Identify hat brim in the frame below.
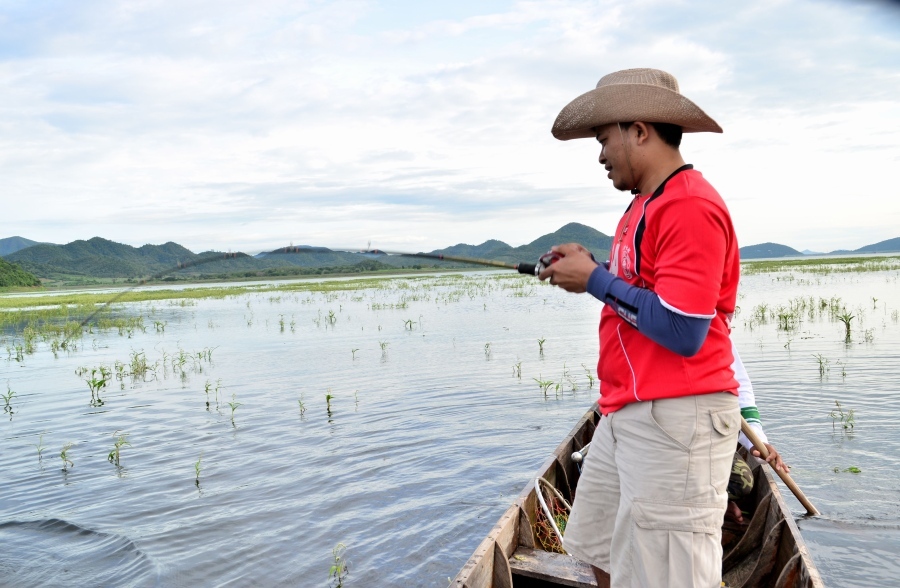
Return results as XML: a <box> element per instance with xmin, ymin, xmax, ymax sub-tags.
<box><xmin>551</xmin><ymin>84</ymin><xmax>722</xmax><ymax>140</ymax></box>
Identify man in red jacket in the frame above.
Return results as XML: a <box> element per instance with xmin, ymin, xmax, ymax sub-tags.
<box><xmin>540</xmin><ymin>68</ymin><xmax>740</xmax><ymax>587</ymax></box>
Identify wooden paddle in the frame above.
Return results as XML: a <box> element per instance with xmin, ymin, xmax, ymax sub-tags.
<box><xmin>740</xmin><ymin>417</ymin><xmax>819</xmax><ymax>515</ymax></box>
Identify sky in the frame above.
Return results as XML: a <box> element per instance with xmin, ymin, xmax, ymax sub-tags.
<box><xmin>2</xmin><ymin>0</ymin><xmax>899</xmax><ymax>254</ymax></box>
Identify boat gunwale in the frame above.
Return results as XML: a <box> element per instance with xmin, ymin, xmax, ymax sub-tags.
<box><xmin>453</xmin><ymin>405</ymin><xmax>825</xmax><ymax>588</ymax></box>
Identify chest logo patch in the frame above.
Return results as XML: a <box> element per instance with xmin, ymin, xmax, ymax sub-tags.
<box><xmin>621</xmin><ymin>244</ymin><xmax>633</xmax><ymax>279</ymax></box>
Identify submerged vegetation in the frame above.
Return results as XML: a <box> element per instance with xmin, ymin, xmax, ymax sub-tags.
<box><xmin>329</xmin><ymin>543</ymin><xmax>349</xmax><ymax>588</ymax></box>
<box><xmin>742</xmin><ymin>255</ymin><xmax>900</xmax><ymax>276</ymax></box>
<box><xmin>107</xmin><ymin>431</ymin><xmax>131</xmax><ymax>466</ymax></box>
<box><xmin>830</xmin><ymin>401</ymin><xmax>856</xmax><ymax>432</ymax></box>
<box><xmin>0</xmin><ymin>254</ymin><xmax>896</xmax><ymax>584</ymax></box>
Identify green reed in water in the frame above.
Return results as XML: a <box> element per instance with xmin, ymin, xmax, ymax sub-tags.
<box><xmin>107</xmin><ymin>430</ymin><xmax>131</xmax><ymax>466</ymax></box>
<box><xmin>60</xmin><ymin>442</ymin><xmax>74</xmax><ymax>471</ymax></box>
<box><xmin>533</xmin><ymin>376</ymin><xmax>553</xmax><ymax>397</ymax></box>
<box><xmin>329</xmin><ymin>543</ymin><xmax>349</xmax><ymax>588</ymax></box>
<box><xmin>34</xmin><ymin>432</ymin><xmax>46</xmax><ymax>461</ymax></box>
<box><xmin>227</xmin><ymin>394</ymin><xmax>242</xmax><ymax>425</ymax></box>
<box><xmin>830</xmin><ymin>400</ymin><xmax>855</xmax><ymax>432</ymax></box>
<box><xmin>194</xmin><ymin>453</ymin><xmax>203</xmax><ymax>485</ymax></box>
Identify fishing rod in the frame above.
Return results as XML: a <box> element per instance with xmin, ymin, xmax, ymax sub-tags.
<box><xmin>64</xmin><ymin>245</ymin><xmax>561</xmax><ymax>332</ymax></box>
<box><xmin>266</xmin><ymin>245</ymin><xmax>556</xmax><ymax>276</ymax></box>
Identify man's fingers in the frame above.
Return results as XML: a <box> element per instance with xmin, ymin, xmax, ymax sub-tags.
<box><xmin>552</xmin><ymin>243</ymin><xmax>588</xmax><ymax>256</ymax></box>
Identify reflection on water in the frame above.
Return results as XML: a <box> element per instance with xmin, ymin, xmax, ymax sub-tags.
<box><xmin>1</xmin><ymin>267</ymin><xmax>898</xmax><ymax>586</ymax></box>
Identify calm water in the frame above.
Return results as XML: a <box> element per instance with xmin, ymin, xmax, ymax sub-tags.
<box><xmin>1</xmin><ymin>267</ymin><xmax>898</xmax><ymax>587</ymax></box>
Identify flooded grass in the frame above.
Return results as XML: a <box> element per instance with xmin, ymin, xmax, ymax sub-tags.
<box><xmin>742</xmin><ymin>254</ymin><xmax>900</xmax><ymax>275</ymax></box>
<box><xmin>1</xmin><ymin>261</ymin><xmax>899</xmax><ymax>585</ymax></box>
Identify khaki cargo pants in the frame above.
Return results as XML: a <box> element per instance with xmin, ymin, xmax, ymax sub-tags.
<box><xmin>563</xmin><ymin>392</ymin><xmax>739</xmax><ymax>587</ymax></box>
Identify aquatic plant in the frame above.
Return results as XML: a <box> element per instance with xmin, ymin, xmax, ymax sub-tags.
<box><xmin>533</xmin><ymin>376</ymin><xmax>554</xmax><ymax>397</ymax></box>
<box><xmin>582</xmin><ymin>364</ymin><xmax>595</xmax><ymax>388</ymax></box>
<box><xmin>835</xmin><ymin>360</ymin><xmax>848</xmax><ymax>379</ymax></box>
<box><xmin>351</xmin><ymin>348</ymin><xmax>359</xmax><ymax>359</ymax></box>
<box><xmin>329</xmin><ymin>543</ymin><xmax>349</xmax><ymax>587</ymax></box>
<box><xmin>34</xmin><ymin>432</ymin><xmax>46</xmax><ymax>461</ymax></box>
<box><xmin>107</xmin><ymin>430</ymin><xmax>131</xmax><ymax>466</ymax></box>
<box><xmin>325</xmin><ymin>391</ymin><xmax>334</xmax><ymax>412</ymax></box>
<box><xmin>86</xmin><ymin>367</ymin><xmax>111</xmax><ymax>406</ymax></box>
<box><xmin>830</xmin><ymin>401</ymin><xmax>855</xmax><ymax>431</ymax></box>
<box><xmin>379</xmin><ymin>341</ymin><xmax>389</xmax><ymax>352</ymax></box>
<box><xmin>194</xmin><ymin>453</ymin><xmax>203</xmax><ymax>485</ymax></box>
<box><xmin>60</xmin><ymin>442</ymin><xmax>74</xmax><ymax>471</ymax></box>
<box><xmin>837</xmin><ymin>312</ymin><xmax>854</xmax><ymax>342</ymax></box>
<box><xmin>129</xmin><ymin>350</ymin><xmax>156</xmax><ymax>379</ymax></box>
<box><xmin>484</xmin><ymin>342</ymin><xmax>492</xmax><ymax>358</ymax></box>
<box><xmin>812</xmin><ymin>354</ymin><xmax>829</xmax><ymax>378</ymax></box>
<box><xmin>833</xmin><ymin>465</ymin><xmax>862</xmax><ymax>474</ymax></box>
<box><xmin>537</xmin><ymin>338</ymin><xmax>546</xmax><ymax>354</ymax></box>
<box><xmin>2</xmin><ymin>383</ymin><xmax>15</xmax><ymax>413</ymax></box>
<box><xmin>298</xmin><ymin>393</ymin><xmax>307</xmax><ymax>416</ymax></box>
<box><xmin>404</xmin><ymin>319</ymin><xmax>415</xmax><ymax>330</ymax></box>
<box><xmin>228</xmin><ymin>394</ymin><xmax>241</xmax><ymax>425</ymax></box>
<box><xmin>776</xmin><ymin>310</ymin><xmax>798</xmax><ymax>332</ymax></box>
<box><xmin>513</xmin><ymin>361</ymin><xmax>522</xmax><ymax>379</ymax></box>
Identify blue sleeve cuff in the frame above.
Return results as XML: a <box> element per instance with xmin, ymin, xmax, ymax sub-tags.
<box><xmin>587</xmin><ymin>265</ymin><xmax>616</xmax><ymax>301</ymax></box>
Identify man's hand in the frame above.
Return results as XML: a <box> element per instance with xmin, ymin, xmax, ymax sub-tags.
<box><xmin>537</xmin><ymin>243</ymin><xmax>599</xmax><ymax>293</ymax></box>
<box><xmin>752</xmin><ymin>442</ymin><xmax>790</xmax><ymax>473</ymax></box>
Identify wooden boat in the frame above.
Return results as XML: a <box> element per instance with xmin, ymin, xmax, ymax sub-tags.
<box><xmin>453</xmin><ymin>406</ymin><xmax>824</xmax><ymax>588</ymax></box>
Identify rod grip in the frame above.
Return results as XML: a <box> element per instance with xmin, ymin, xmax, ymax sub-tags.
<box><xmin>516</xmin><ymin>263</ymin><xmax>537</xmax><ymax>276</ymax></box>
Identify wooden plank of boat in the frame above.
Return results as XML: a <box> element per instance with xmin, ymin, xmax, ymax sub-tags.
<box><xmin>452</xmin><ymin>406</ymin><xmax>824</xmax><ymax>588</ymax></box>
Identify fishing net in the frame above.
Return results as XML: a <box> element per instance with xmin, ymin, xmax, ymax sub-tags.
<box><xmin>534</xmin><ymin>477</ymin><xmax>572</xmax><ymax>554</ymax></box>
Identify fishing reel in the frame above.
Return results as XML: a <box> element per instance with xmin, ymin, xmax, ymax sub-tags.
<box><xmin>516</xmin><ymin>251</ymin><xmax>562</xmax><ymax>276</ymax></box>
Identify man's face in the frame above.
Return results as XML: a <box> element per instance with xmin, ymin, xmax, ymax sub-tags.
<box><xmin>595</xmin><ymin>123</ymin><xmax>633</xmax><ymax>192</ymax></box>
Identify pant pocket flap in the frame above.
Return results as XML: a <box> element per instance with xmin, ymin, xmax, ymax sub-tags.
<box><xmin>632</xmin><ymin>499</ymin><xmax>722</xmax><ymax>534</ymax></box>
<box><xmin>710</xmin><ymin>408</ymin><xmax>737</xmax><ymax>436</ymax></box>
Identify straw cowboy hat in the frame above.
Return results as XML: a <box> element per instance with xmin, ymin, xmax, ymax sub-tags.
<box><xmin>551</xmin><ymin>68</ymin><xmax>722</xmax><ymax>140</ymax></box>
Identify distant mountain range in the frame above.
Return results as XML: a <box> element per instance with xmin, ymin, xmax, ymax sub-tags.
<box><xmin>0</xmin><ymin>223</ymin><xmax>612</xmax><ymax>281</ymax></box>
<box><xmin>738</xmin><ymin>237</ymin><xmax>900</xmax><ymax>259</ymax></box>
<box><xmin>2</xmin><ymin>227</ymin><xmax>899</xmax><ymax>283</ymax></box>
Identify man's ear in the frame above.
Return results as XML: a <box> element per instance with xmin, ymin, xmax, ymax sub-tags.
<box><xmin>632</xmin><ymin>121</ymin><xmax>651</xmax><ymax>145</ymax></box>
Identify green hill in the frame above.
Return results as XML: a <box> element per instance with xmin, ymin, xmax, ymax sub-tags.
<box><xmin>6</xmin><ymin>237</ymin><xmax>191</xmax><ymax>278</ymax></box>
<box><xmin>514</xmin><ymin>222</ymin><xmax>612</xmax><ymax>262</ymax></box>
<box><xmin>0</xmin><ymin>236</ymin><xmax>48</xmax><ymax>257</ymax></box>
<box><xmin>5</xmin><ymin>238</ymin><xmax>430</xmax><ymax>281</ymax></box>
<box><xmin>431</xmin><ymin>223</ymin><xmax>612</xmax><ymax>264</ymax></box>
<box><xmin>854</xmin><ymin>237</ymin><xmax>900</xmax><ymax>254</ymax></box>
<box><xmin>739</xmin><ymin>242</ymin><xmax>801</xmax><ymax>259</ymax></box>
<box><xmin>0</xmin><ymin>258</ymin><xmax>41</xmax><ymax>287</ymax></box>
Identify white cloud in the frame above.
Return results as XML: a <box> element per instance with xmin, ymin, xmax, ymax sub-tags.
<box><xmin>1</xmin><ymin>0</ymin><xmax>899</xmax><ymax>254</ymax></box>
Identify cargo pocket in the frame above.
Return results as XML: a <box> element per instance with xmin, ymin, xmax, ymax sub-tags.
<box><xmin>709</xmin><ymin>407</ymin><xmax>740</xmax><ymax>495</ymax></box>
<box><xmin>710</xmin><ymin>408</ymin><xmax>738</xmax><ymax>438</ymax></box>
<box><xmin>630</xmin><ymin>499</ymin><xmax>724</xmax><ymax>588</ymax></box>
